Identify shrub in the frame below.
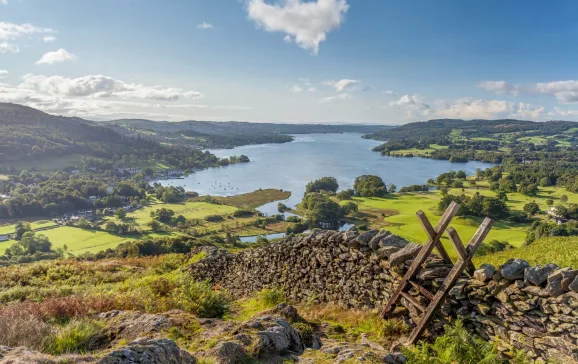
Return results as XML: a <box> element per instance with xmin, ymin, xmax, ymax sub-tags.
<box><xmin>336</xmin><ymin>189</ymin><xmax>354</xmax><ymax>200</ymax></box>
<box><xmin>233</xmin><ymin>209</ymin><xmax>254</xmax><ymax>218</ymax></box>
<box><xmin>353</xmin><ymin>175</ymin><xmax>388</xmax><ymax>197</ymax></box>
<box><xmin>258</xmin><ymin>288</ymin><xmax>285</xmax><ymax>307</ymax></box>
<box><xmin>205</xmin><ymin>215</ymin><xmax>224</xmax><ymax>222</ymax></box>
<box><xmin>45</xmin><ymin>319</ymin><xmax>104</xmax><ymax>355</ymax></box>
<box><xmin>0</xmin><ymin>313</ymin><xmax>52</xmax><ymax>351</ymax></box>
<box><xmin>175</xmin><ymin>280</ymin><xmax>231</xmax><ymax>318</ymax></box>
<box><xmin>402</xmin><ymin>320</ymin><xmax>502</xmax><ymax>364</ymax></box>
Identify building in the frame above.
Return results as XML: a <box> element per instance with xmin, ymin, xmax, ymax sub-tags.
<box><xmin>0</xmin><ymin>235</ymin><xmax>9</xmax><ymax>242</ymax></box>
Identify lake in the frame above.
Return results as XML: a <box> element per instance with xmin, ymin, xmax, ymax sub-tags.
<box><xmin>161</xmin><ymin>133</ymin><xmax>494</xmax><ymax>215</ymax></box>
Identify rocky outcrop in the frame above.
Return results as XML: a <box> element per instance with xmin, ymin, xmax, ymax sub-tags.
<box><xmin>189</xmin><ymin>229</ymin><xmax>578</xmax><ymax>362</ymax></box>
<box><xmin>98</xmin><ymin>339</ymin><xmax>196</xmax><ymax>364</ymax></box>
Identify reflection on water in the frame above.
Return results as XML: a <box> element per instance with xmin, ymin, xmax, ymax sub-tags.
<box><xmin>161</xmin><ymin>133</ymin><xmax>495</xmax><ymax>215</ymax></box>
<box><xmin>237</xmin><ymin>221</ymin><xmax>356</xmax><ymax>243</ymax></box>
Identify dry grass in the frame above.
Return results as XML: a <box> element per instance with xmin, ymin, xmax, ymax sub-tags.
<box><xmin>0</xmin><ymin>312</ymin><xmax>52</xmax><ymax>350</ymax></box>
<box><xmin>298</xmin><ymin>303</ymin><xmax>409</xmax><ymax>344</ymax></box>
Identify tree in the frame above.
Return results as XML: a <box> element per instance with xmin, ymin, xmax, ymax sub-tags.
<box><xmin>539</xmin><ymin>177</ymin><xmax>552</xmax><ymax>187</ymax></box>
<box><xmin>305</xmin><ymin>177</ymin><xmax>339</xmax><ymax>193</ymax></box>
<box><xmin>336</xmin><ymin>189</ymin><xmax>354</xmax><ymax>200</ymax></box>
<box><xmin>14</xmin><ymin>221</ymin><xmax>32</xmax><ymax>240</ymax></box>
<box><xmin>456</xmin><ymin>170</ymin><xmax>467</xmax><ymax>179</ymax></box>
<box><xmin>148</xmin><ymin>219</ymin><xmax>163</xmax><ymax>232</ymax></box>
<box><xmin>523</xmin><ymin>202</ymin><xmax>540</xmax><ymax>216</ymax></box>
<box><xmin>561</xmin><ymin>195</ymin><xmax>569</xmax><ymax>203</ymax></box>
<box><xmin>301</xmin><ymin>193</ymin><xmax>344</xmax><ymax>223</ymax></box>
<box><xmin>546</xmin><ymin>199</ymin><xmax>554</xmax><ymax>206</ymax></box>
<box><xmin>151</xmin><ymin>208</ymin><xmax>175</xmax><ymax>223</ymax></box>
<box><xmin>115</xmin><ymin>208</ymin><xmax>127</xmax><ymax>220</ymax></box>
<box><xmin>341</xmin><ymin>201</ymin><xmax>359</xmax><ymax>215</ymax></box>
<box><xmin>76</xmin><ymin>217</ymin><xmax>92</xmax><ymax>229</ymax></box>
<box><xmin>389</xmin><ymin>184</ymin><xmax>397</xmax><ymax>193</ymax></box>
<box><xmin>354</xmin><ymin>175</ymin><xmax>387</xmax><ymax>197</ymax></box>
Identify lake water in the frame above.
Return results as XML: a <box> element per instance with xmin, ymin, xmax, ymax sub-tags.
<box><xmin>161</xmin><ymin>133</ymin><xmax>494</xmax><ymax>215</ymax></box>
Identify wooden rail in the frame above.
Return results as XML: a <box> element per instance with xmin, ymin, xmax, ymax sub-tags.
<box><xmin>381</xmin><ymin>202</ymin><xmax>494</xmax><ymax>345</ymax></box>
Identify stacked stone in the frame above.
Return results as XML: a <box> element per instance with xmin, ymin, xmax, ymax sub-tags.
<box><xmin>447</xmin><ymin>259</ymin><xmax>578</xmax><ymax>362</ymax></box>
<box><xmin>189</xmin><ymin>228</ymin><xmax>425</xmax><ymax>309</ymax></box>
<box><xmin>188</xmin><ymin>229</ymin><xmax>578</xmax><ymax>362</ymax></box>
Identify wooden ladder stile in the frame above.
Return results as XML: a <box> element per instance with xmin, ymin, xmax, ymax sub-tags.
<box><xmin>380</xmin><ymin>201</ymin><xmax>494</xmax><ymax>346</ymax></box>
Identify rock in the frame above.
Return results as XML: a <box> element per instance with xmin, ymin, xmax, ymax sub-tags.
<box><xmin>98</xmin><ymin>338</ymin><xmax>196</xmax><ymax>364</ymax></box>
<box><xmin>380</xmin><ymin>235</ymin><xmax>410</xmax><ymax>249</ymax></box>
<box><xmin>524</xmin><ymin>264</ymin><xmax>560</xmax><ymax>286</ymax></box>
<box><xmin>389</xmin><ymin>243</ymin><xmax>421</xmax><ymax>266</ymax></box>
<box><xmin>98</xmin><ymin>311</ymin><xmax>172</xmax><ymax>342</ymax></box>
<box><xmin>357</xmin><ymin>230</ymin><xmax>379</xmax><ymax>246</ymax></box>
<box><xmin>252</xmin><ymin>316</ymin><xmax>305</xmax><ymax>356</ymax></box>
<box><xmin>561</xmin><ymin>268</ymin><xmax>578</xmax><ymax>291</ymax></box>
<box><xmin>382</xmin><ymin>353</ymin><xmax>407</xmax><ymax>364</ymax></box>
<box><xmin>501</xmin><ymin>259</ymin><xmax>530</xmax><ymax>280</ymax></box>
<box><xmin>546</xmin><ymin>270</ymin><xmax>566</xmax><ymax>297</ymax></box>
<box><xmin>360</xmin><ymin>334</ymin><xmax>385</xmax><ymax>351</ymax></box>
<box><xmin>276</xmin><ymin>304</ymin><xmax>299</xmax><ymax>322</ymax></box>
<box><xmin>570</xmin><ymin>276</ymin><xmax>578</xmax><ymax>293</ymax></box>
<box><xmin>210</xmin><ymin>341</ymin><xmax>247</xmax><ymax>364</ymax></box>
<box><xmin>417</xmin><ymin>266</ymin><xmax>451</xmax><ymax>280</ymax></box>
<box><xmin>474</xmin><ymin>264</ymin><xmax>496</xmax><ymax>282</ymax></box>
<box><xmin>368</xmin><ymin>230</ymin><xmax>390</xmax><ymax>251</ymax></box>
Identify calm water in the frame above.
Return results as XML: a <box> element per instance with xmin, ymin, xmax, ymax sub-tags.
<box><xmin>161</xmin><ymin>133</ymin><xmax>494</xmax><ymax>215</ymax></box>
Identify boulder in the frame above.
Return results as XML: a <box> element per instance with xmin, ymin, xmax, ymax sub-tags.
<box><xmin>524</xmin><ymin>264</ymin><xmax>560</xmax><ymax>286</ymax></box>
<box><xmin>570</xmin><ymin>276</ymin><xmax>578</xmax><ymax>293</ymax></box>
<box><xmin>474</xmin><ymin>264</ymin><xmax>496</xmax><ymax>282</ymax></box>
<box><xmin>357</xmin><ymin>230</ymin><xmax>379</xmax><ymax>246</ymax></box>
<box><xmin>560</xmin><ymin>268</ymin><xmax>578</xmax><ymax>291</ymax></box>
<box><xmin>210</xmin><ymin>341</ymin><xmax>247</xmax><ymax>364</ymax></box>
<box><xmin>501</xmin><ymin>259</ymin><xmax>530</xmax><ymax>280</ymax></box>
<box><xmin>389</xmin><ymin>243</ymin><xmax>421</xmax><ymax>266</ymax></box>
<box><xmin>98</xmin><ymin>338</ymin><xmax>196</xmax><ymax>364</ymax></box>
<box><xmin>368</xmin><ymin>230</ymin><xmax>391</xmax><ymax>251</ymax></box>
<box><xmin>380</xmin><ymin>235</ymin><xmax>410</xmax><ymax>249</ymax></box>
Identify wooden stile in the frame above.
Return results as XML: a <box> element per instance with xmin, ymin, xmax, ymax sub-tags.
<box><xmin>380</xmin><ymin>202</ymin><xmax>494</xmax><ymax>345</ymax></box>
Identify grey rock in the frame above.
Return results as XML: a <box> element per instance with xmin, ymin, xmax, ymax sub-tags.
<box><xmin>253</xmin><ymin>317</ymin><xmax>305</xmax><ymax>356</ymax></box>
<box><xmin>474</xmin><ymin>264</ymin><xmax>496</xmax><ymax>282</ymax></box>
<box><xmin>357</xmin><ymin>230</ymin><xmax>379</xmax><ymax>246</ymax></box>
<box><xmin>560</xmin><ymin>268</ymin><xmax>578</xmax><ymax>291</ymax></box>
<box><xmin>210</xmin><ymin>341</ymin><xmax>247</xmax><ymax>364</ymax></box>
<box><xmin>570</xmin><ymin>276</ymin><xmax>578</xmax><ymax>293</ymax></box>
<box><xmin>380</xmin><ymin>235</ymin><xmax>410</xmax><ymax>249</ymax></box>
<box><xmin>368</xmin><ymin>230</ymin><xmax>391</xmax><ymax>251</ymax></box>
<box><xmin>389</xmin><ymin>243</ymin><xmax>421</xmax><ymax>266</ymax></box>
<box><xmin>98</xmin><ymin>338</ymin><xmax>196</xmax><ymax>364</ymax></box>
<box><xmin>524</xmin><ymin>264</ymin><xmax>560</xmax><ymax>286</ymax></box>
<box><xmin>501</xmin><ymin>259</ymin><xmax>530</xmax><ymax>280</ymax></box>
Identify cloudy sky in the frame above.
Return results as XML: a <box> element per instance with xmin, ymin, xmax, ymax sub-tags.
<box><xmin>2</xmin><ymin>0</ymin><xmax>578</xmax><ymax>124</ymax></box>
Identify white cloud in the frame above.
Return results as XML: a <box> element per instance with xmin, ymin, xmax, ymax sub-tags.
<box><xmin>0</xmin><ymin>22</ymin><xmax>55</xmax><ymax>40</ymax></box>
<box><xmin>383</xmin><ymin>90</ymin><xmax>398</xmax><ymax>97</ymax></box>
<box><xmin>246</xmin><ymin>0</ymin><xmax>349</xmax><ymax>54</ymax></box>
<box><xmin>477</xmin><ymin>81</ymin><xmax>519</xmax><ymax>95</ymax></box>
<box><xmin>510</xmin><ymin>102</ymin><xmax>545</xmax><ymax>120</ymax></box>
<box><xmin>197</xmin><ymin>22</ymin><xmax>214</xmax><ymax>29</ymax></box>
<box><xmin>479</xmin><ymin>79</ymin><xmax>578</xmax><ymax>104</ymax></box>
<box><xmin>283</xmin><ymin>35</ymin><xmax>292</xmax><ymax>43</ymax></box>
<box><xmin>290</xmin><ymin>84</ymin><xmax>303</xmax><ymax>93</ymax></box>
<box><xmin>19</xmin><ymin>74</ymin><xmax>204</xmax><ymax>101</ymax></box>
<box><xmin>0</xmin><ymin>70</ymin><xmax>7</xmax><ymax>78</ymax></box>
<box><xmin>0</xmin><ymin>42</ymin><xmax>18</xmax><ymax>53</ymax></box>
<box><xmin>432</xmin><ymin>99</ymin><xmax>513</xmax><ymax>119</ymax></box>
<box><xmin>0</xmin><ymin>74</ymin><xmax>212</xmax><ymax>120</ymax></box>
<box><xmin>319</xmin><ymin>93</ymin><xmax>351</xmax><ymax>103</ymax></box>
<box><xmin>36</xmin><ymin>49</ymin><xmax>76</xmax><ymax>65</ymax></box>
<box><xmin>1</xmin><ymin>0</ymin><xmax>7</xmax><ymax>5</ymax></box>
<box><xmin>43</xmin><ymin>35</ymin><xmax>56</xmax><ymax>43</ymax></box>
<box><xmin>307</xmin><ymin>87</ymin><xmax>316</xmax><ymax>92</ymax></box>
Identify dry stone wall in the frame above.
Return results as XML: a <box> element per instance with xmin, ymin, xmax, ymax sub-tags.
<box><xmin>188</xmin><ymin>229</ymin><xmax>578</xmax><ymax>362</ymax></box>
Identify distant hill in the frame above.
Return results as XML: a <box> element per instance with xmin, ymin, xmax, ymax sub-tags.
<box><xmin>100</xmin><ymin>118</ymin><xmax>390</xmax><ymax>149</ymax></box>
<box><xmin>106</xmin><ymin>119</ymin><xmax>388</xmax><ymax>135</ymax></box>
<box><xmin>0</xmin><ymin>103</ymin><xmax>220</xmax><ymax>170</ymax></box>
<box><xmin>365</xmin><ymin>118</ymin><xmax>578</xmax><ymax>142</ymax></box>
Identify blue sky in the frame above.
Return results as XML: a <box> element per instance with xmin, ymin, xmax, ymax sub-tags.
<box><xmin>2</xmin><ymin>0</ymin><xmax>578</xmax><ymax>123</ymax></box>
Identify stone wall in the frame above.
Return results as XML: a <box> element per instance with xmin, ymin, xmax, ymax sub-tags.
<box><xmin>188</xmin><ymin>229</ymin><xmax>578</xmax><ymax>362</ymax></box>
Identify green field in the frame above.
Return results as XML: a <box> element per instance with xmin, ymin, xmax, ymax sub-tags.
<box><xmin>210</xmin><ymin>189</ymin><xmax>291</xmax><ymax>209</ymax></box>
<box><xmin>127</xmin><ymin>201</ymin><xmax>239</xmax><ymax>228</ymax></box>
<box><xmin>478</xmin><ymin>236</ymin><xmax>578</xmax><ymax>268</ymax></box>
<box><xmin>0</xmin><ymin>220</ymin><xmax>58</xmax><ymax>235</ymax></box>
<box><xmin>347</xmin><ymin>194</ymin><xmax>528</xmax><ymax>260</ymax></box>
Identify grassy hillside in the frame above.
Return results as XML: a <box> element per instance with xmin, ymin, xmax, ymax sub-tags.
<box><xmin>477</xmin><ymin>236</ymin><xmax>578</xmax><ymax>268</ymax></box>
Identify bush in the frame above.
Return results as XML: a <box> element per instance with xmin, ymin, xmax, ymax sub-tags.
<box><xmin>353</xmin><ymin>175</ymin><xmax>388</xmax><ymax>197</ymax></box>
<box><xmin>336</xmin><ymin>189</ymin><xmax>354</xmax><ymax>200</ymax></box>
<box><xmin>233</xmin><ymin>209</ymin><xmax>254</xmax><ymax>218</ymax></box>
<box><xmin>0</xmin><ymin>313</ymin><xmax>52</xmax><ymax>351</ymax></box>
<box><xmin>476</xmin><ymin>240</ymin><xmax>514</xmax><ymax>256</ymax></box>
<box><xmin>258</xmin><ymin>288</ymin><xmax>285</xmax><ymax>307</ymax></box>
<box><xmin>45</xmin><ymin>319</ymin><xmax>104</xmax><ymax>355</ymax></box>
<box><xmin>306</xmin><ymin>177</ymin><xmax>339</xmax><ymax>193</ymax></box>
<box><xmin>176</xmin><ymin>280</ymin><xmax>231</xmax><ymax>318</ymax></box>
<box><xmin>402</xmin><ymin>320</ymin><xmax>502</xmax><ymax>364</ymax></box>
<box><xmin>204</xmin><ymin>215</ymin><xmax>224</xmax><ymax>222</ymax></box>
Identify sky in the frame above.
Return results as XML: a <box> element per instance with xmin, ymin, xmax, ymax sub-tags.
<box><xmin>2</xmin><ymin>0</ymin><xmax>578</xmax><ymax>124</ymax></box>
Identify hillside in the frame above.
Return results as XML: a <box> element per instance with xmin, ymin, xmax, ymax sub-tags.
<box><xmin>366</xmin><ymin>118</ymin><xmax>578</xmax><ymax>144</ymax></box>
<box><xmin>0</xmin><ymin>103</ymin><xmax>221</xmax><ymax>171</ymax></box>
